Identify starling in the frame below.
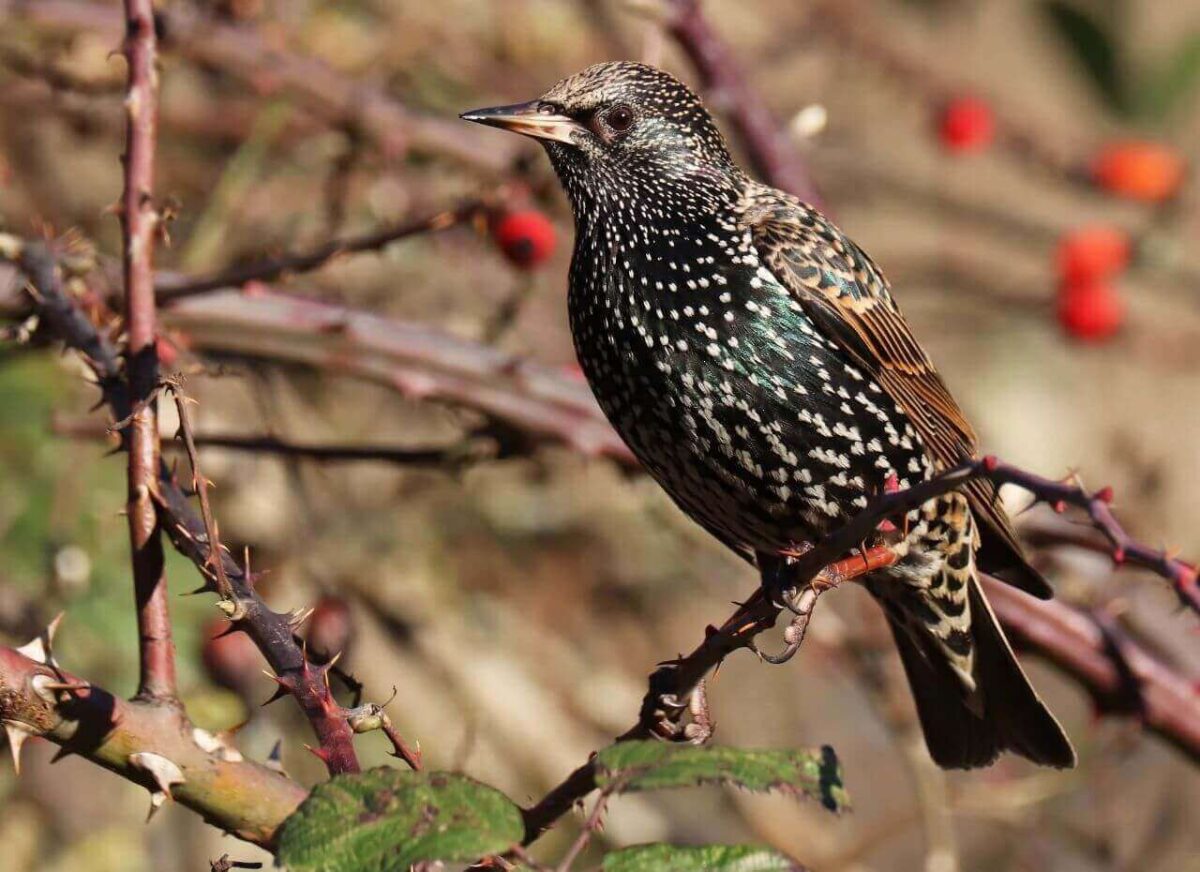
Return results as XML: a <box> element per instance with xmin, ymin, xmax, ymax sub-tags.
<box><xmin>463</xmin><ymin>63</ymin><xmax>1075</xmax><ymax>769</ymax></box>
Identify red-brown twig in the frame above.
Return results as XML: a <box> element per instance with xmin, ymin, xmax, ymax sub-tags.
<box><xmin>154</xmin><ymin>200</ymin><xmax>491</xmax><ymax>300</ymax></box>
<box><xmin>664</xmin><ymin>0</ymin><xmax>824</xmax><ymax>206</ymax></box>
<box><xmin>120</xmin><ymin>0</ymin><xmax>176</xmax><ymax>703</ymax></box>
<box><xmin>985</xmin><ymin>581</ymin><xmax>1200</xmax><ymax>761</ymax></box>
<box><xmin>520</xmin><ymin>548</ymin><xmax>891</xmax><ymax>845</ymax></box>
<box><xmin>553</xmin><ymin>780</ymin><xmax>619</xmax><ymax>872</ymax></box>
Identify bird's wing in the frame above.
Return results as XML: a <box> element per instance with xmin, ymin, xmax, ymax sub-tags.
<box><xmin>741</xmin><ymin>188</ymin><xmax>1051</xmax><ymax>598</ymax></box>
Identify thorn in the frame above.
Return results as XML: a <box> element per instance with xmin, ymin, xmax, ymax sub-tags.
<box><xmin>1052</xmin><ymin>500</ymin><xmax>1067</xmax><ymax>514</ymax></box>
<box><xmin>129</xmin><ymin>752</ymin><xmax>184</xmax><ymax>821</ymax></box>
<box><xmin>1112</xmin><ymin>547</ymin><xmax>1126</xmax><ymax>565</ymax></box>
<box><xmin>304</xmin><ymin>744</ymin><xmax>331</xmax><ymax>764</ymax></box>
<box><xmin>981</xmin><ymin>455</ymin><xmax>999</xmax><ymax>472</ymax></box>
<box><xmin>260</xmin><ymin>680</ymin><xmax>290</xmax><ymax>707</ymax></box>
<box><xmin>15</xmin><ymin>612</ymin><xmax>65</xmax><ymax>667</ymax></box>
<box><xmin>192</xmin><ymin>727</ymin><xmax>244</xmax><ymax>762</ymax></box>
<box><xmin>265</xmin><ymin>739</ymin><xmax>287</xmax><ymax>774</ymax></box>
<box><xmin>30</xmin><ymin>675</ymin><xmax>88</xmax><ymax>703</ymax></box>
<box><xmin>49</xmin><ymin>745</ymin><xmax>73</xmax><ymax>765</ymax></box>
<box><xmin>1096</xmin><ymin>485</ymin><xmax>1115</xmax><ymax>504</ymax></box>
<box><xmin>287</xmin><ymin>607</ymin><xmax>315</xmax><ymax>630</ymax></box>
<box><xmin>211</xmin><ymin>621</ymin><xmax>245</xmax><ymax>641</ymax></box>
<box><xmin>3</xmin><ymin>721</ymin><xmax>33</xmax><ymax>775</ymax></box>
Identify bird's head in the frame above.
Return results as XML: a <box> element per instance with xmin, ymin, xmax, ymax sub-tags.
<box><xmin>462</xmin><ymin>62</ymin><xmax>738</xmax><ymax>212</ymax></box>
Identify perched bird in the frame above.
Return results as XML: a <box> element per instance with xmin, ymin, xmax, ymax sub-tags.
<box><xmin>462</xmin><ymin>63</ymin><xmax>1075</xmax><ymax>769</ymax></box>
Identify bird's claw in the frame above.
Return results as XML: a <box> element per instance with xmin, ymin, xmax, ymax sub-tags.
<box><xmin>757</xmin><ymin>613</ymin><xmax>808</xmax><ymax>664</ymax></box>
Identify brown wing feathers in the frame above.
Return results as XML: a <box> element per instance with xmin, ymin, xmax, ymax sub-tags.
<box><xmin>744</xmin><ymin>191</ymin><xmax>1051</xmax><ymax>598</ymax></box>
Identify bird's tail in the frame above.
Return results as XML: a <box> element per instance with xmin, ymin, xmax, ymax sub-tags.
<box><xmin>880</xmin><ymin>575</ymin><xmax>1076</xmax><ymax>769</ymax></box>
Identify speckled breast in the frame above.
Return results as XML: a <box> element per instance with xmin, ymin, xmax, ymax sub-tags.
<box><xmin>567</xmin><ymin>225</ymin><xmax>934</xmax><ymax>557</ymax></box>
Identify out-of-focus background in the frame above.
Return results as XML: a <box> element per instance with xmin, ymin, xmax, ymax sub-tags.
<box><xmin>1</xmin><ymin>0</ymin><xmax>1198</xmax><ymax>869</ymax></box>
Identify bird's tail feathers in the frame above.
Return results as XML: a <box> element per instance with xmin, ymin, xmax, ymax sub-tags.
<box><xmin>883</xmin><ymin>577</ymin><xmax>1076</xmax><ymax>770</ymax></box>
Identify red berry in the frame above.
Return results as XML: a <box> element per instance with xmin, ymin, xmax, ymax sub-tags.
<box><xmin>1056</xmin><ymin>226</ymin><xmax>1131</xmax><ymax>284</ymax></box>
<box><xmin>155</xmin><ymin>335</ymin><xmax>179</xmax><ymax>368</ymax></box>
<box><xmin>305</xmin><ymin>595</ymin><xmax>353</xmax><ymax>664</ymax></box>
<box><xmin>1092</xmin><ymin>141</ymin><xmax>1186</xmax><ymax>203</ymax></box>
<box><xmin>937</xmin><ymin>96</ymin><xmax>995</xmax><ymax>153</ymax></box>
<box><xmin>1057</xmin><ymin>281</ymin><xmax>1125</xmax><ymax>342</ymax></box>
<box><xmin>492</xmin><ymin>209</ymin><xmax>556</xmax><ymax>269</ymax></box>
<box><xmin>201</xmin><ymin>617</ymin><xmax>262</xmax><ymax>693</ymax></box>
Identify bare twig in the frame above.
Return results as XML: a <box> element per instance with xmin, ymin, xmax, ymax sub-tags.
<box><xmin>154</xmin><ymin>200</ymin><xmax>490</xmax><ymax>300</ymax></box>
<box><xmin>519</xmin><ymin>452</ymin><xmax>1198</xmax><ymax>843</ymax></box>
<box><xmin>120</xmin><ymin>0</ymin><xmax>176</xmax><ymax>703</ymax></box>
<box><xmin>9</xmin><ymin>0</ymin><xmax>521</xmax><ymax>174</ymax></box>
<box><xmin>553</xmin><ymin>781</ymin><xmax>618</xmax><ymax>872</ymax></box>
<box><xmin>53</xmin><ymin>414</ymin><xmax>509</xmax><ymax>467</ymax></box>
<box><xmin>521</xmin><ymin>548</ymin><xmax>893</xmax><ymax>845</ymax></box>
<box><xmin>986</xmin><ymin>580</ymin><xmax>1200</xmax><ymax>762</ymax></box>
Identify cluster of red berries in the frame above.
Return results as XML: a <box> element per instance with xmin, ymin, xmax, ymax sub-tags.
<box><xmin>933</xmin><ymin>97</ymin><xmax>1184</xmax><ymax>343</ymax></box>
<box><xmin>935</xmin><ymin>98</ymin><xmax>1187</xmax><ymax>203</ymax></box>
<box><xmin>1055</xmin><ymin>226</ymin><xmax>1129</xmax><ymax>342</ymax></box>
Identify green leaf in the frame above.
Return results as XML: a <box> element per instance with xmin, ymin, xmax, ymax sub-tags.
<box><xmin>1139</xmin><ymin>34</ymin><xmax>1200</xmax><ymax>123</ymax></box>
<box><xmin>602</xmin><ymin>843</ymin><xmax>805</xmax><ymax>872</ymax></box>
<box><xmin>593</xmin><ymin>741</ymin><xmax>848</xmax><ymax>813</ymax></box>
<box><xmin>1040</xmin><ymin>0</ymin><xmax>1126</xmax><ymax>114</ymax></box>
<box><xmin>277</xmin><ymin>768</ymin><xmax>524</xmax><ymax>872</ymax></box>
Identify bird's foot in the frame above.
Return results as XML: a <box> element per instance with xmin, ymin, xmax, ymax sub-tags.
<box><xmin>642</xmin><ymin>674</ymin><xmax>715</xmax><ymax>744</ymax></box>
<box><xmin>759</xmin><ymin>550</ymin><xmax>810</xmax><ymax>617</ymax></box>
<box><xmin>750</xmin><ymin>583</ymin><xmax>824</xmax><ymax>664</ymax></box>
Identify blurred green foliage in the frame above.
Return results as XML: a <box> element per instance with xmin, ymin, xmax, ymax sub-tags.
<box><xmin>0</xmin><ymin>352</ymin><xmax>211</xmax><ymax>695</ymax></box>
<box><xmin>1041</xmin><ymin>0</ymin><xmax>1200</xmax><ymax>124</ymax></box>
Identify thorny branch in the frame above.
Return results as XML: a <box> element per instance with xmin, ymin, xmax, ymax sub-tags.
<box><xmin>166</xmin><ymin>376</ymin><xmax>234</xmax><ymax>601</ymax></box>
<box><xmin>119</xmin><ymin>0</ymin><xmax>176</xmax><ymax>703</ymax></box>
<box><xmin>0</xmin><ymin>636</ymin><xmax>306</xmax><ymax>846</ymax></box>
<box><xmin>0</xmin><ymin>239</ymin><xmax>375</xmax><ymax>776</ymax></box>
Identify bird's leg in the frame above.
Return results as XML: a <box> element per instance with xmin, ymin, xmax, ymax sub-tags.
<box><xmin>755</xmin><ymin>544</ymin><xmax>901</xmax><ymax>664</ymax></box>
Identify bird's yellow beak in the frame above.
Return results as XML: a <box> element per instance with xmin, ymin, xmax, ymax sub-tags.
<box><xmin>460</xmin><ymin>100</ymin><xmax>583</xmax><ymax>146</ymax></box>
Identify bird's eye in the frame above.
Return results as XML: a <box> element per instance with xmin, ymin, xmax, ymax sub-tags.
<box><xmin>603</xmin><ymin>104</ymin><xmax>635</xmax><ymax>134</ymax></box>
